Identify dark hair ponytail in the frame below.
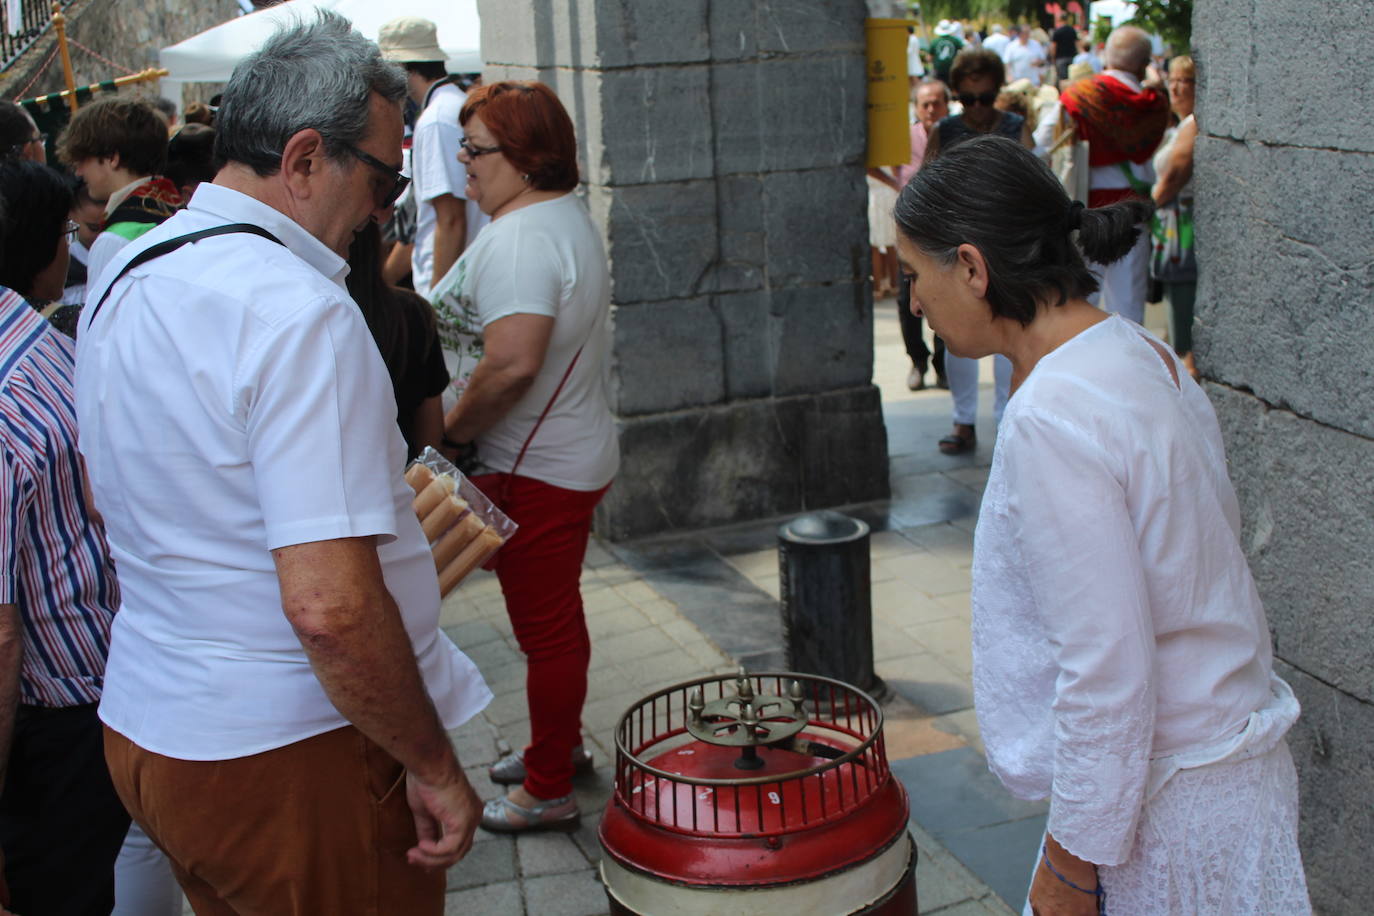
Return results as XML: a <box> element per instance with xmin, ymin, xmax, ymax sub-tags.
<box><xmin>895</xmin><ymin>135</ymin><xmax>1153</xmax><ymax>325</ymax></box>
<box><xmin>1077</xmin><ymin>198</ymin><xmax>1154</xmax><ymax>265</ymax></box>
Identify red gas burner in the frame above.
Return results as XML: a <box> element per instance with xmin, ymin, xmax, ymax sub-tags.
<box><xmin>599</xmin><ymin>670</ymin><xmax>917</xmax><ymax>915</ymax></box>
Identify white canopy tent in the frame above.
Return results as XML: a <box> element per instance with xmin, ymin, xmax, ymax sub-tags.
<box><xmin>159</xmin><ymin>0</ymin><xmax>481</xmax><ymax>84</ymax></box>
<box><xmin>1088</xmin><ymin>0</ymin><xmax>1139</xmax><ymax>28</ymax></box>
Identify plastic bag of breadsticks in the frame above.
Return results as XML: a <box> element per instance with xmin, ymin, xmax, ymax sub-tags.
<box><xmin>403</xmin><ymin>447</ymin><xmax>518</xmax><ymax>597</ymax></box>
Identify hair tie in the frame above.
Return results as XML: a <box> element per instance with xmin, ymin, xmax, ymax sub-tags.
<box><xmin>1066</xmin><ymin>200</ymin><xmax>1085</xmax><ymax>232</ymax></box>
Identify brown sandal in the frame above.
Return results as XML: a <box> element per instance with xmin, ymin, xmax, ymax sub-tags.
<box><xmin>938</xmin><ymin>425</ymin><xmax>976</xmax><ymax>455</ymax></box>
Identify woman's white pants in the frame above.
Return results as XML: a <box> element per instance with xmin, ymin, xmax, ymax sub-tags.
<box><xmin>947</xmin><ymin>353</ymin><xmax>1012</xmax><ymax>426</ymax></box>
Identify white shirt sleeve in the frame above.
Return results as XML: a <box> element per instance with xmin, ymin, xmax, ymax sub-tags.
<box><xmin>469</xmin><ymin>223</ymin><xmax>562</xmax><ymax>326</ymax></box>
<box><xmin>1033</xmin><ymin>101</ymin><xmax>1062</xmax><ymax>154</ymax></box>
<box><xmin>1001</xmin><ymin>407</ymin><xmax>1156</xmax><ymax>866</ymax></box>
<box><xmin>412</xmin><ymin>116</ymin><xmax>468</xmax><ymax>204</ymax></box>
<box><xmin>240</xmin><ymin>295</ymin><xmax>401</xmax><ymax>550</ymax></box>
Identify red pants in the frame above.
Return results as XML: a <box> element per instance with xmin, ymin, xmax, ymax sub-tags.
<box><xmin>471</xmin><ymin>473</ymin><xmax>609</xmax><ymax>799</ymax></box>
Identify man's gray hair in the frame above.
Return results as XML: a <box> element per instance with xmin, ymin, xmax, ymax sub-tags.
<box><xmin>214</xmin><ymin>10</ymin><xmax>406</xmax><ymax>176</ymax></box>
<box><xmin>1104</xmin><ymin>26</ymin><xmax>1153</xmax><ymax>74</ymax></box>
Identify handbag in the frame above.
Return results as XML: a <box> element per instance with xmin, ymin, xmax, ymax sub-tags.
<box><xmin>1149</xmin><ymin>196</ymin><xmax>1197</xmax><ymax>283</ymax></box>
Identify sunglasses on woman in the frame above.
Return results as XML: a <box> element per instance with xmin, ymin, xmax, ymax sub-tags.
<box><xmin>958</xmin><ymin>91</ymin><xmax>998</xmax><ymax>108</ymax></box>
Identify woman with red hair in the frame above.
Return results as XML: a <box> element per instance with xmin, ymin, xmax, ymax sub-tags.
<box><xmin>430</xmin><ymin>81</ymin><xmax>618</xmax><ymax>834</ymax></box>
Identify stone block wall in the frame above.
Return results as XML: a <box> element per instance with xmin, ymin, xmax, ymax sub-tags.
<box><xmin>1195</xmin><ymin>0</ymin><xmax>1374</xmax><ymax>910</ymax></box>
<box><xmin>6</xmin><ymin>0</ymin><xmax>238</xmax><ymax>105</ymax></box>
<box><xmin>481</xmin><ymin>0</ymin><xmax>889</xmax><ymax>539</ymax></box>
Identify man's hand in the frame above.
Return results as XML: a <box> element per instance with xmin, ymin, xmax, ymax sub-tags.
<box><xmin>1029</xmin><ymin>833</ymin><xmax>1100</xmax><ymax>916</ymax></box>
<box><xmin>405</xmin><ymin>769</ymin><xmax>482</xmax><ymax>869</ymax></box>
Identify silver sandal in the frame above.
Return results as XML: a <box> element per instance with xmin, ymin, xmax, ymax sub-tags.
<box><xmin>479</xmin><ymin>793</ymin><xmax>580</xmax><ymax>834</ymax></box>
<box><xmin>488</xmin><ymin>745</ymin><xmax>595</xmax><ymax>786</ymax></box>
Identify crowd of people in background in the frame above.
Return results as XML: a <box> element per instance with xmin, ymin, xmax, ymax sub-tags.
<box><xmin>875</xmin><ymin>17</ymin><xmax>1194</xmax><ymax>454</ymax></box>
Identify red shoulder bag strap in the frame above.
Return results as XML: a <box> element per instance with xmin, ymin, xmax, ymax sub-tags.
<box><xmin>498</xmin><ymin>344</ymin><xmax>585</xmax><ymax>505</ymax></box>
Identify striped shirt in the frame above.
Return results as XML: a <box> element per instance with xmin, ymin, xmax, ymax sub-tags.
<box><xmin>0</xmin><ymin>287</ymin><xmax>117</xmax><ymax>707</ymax></box>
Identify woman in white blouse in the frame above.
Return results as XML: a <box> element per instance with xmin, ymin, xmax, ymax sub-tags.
<box><xmin>893</xmin><ymin>135</ymin><xmax>1310</xmax><ymax>915</ymax></box>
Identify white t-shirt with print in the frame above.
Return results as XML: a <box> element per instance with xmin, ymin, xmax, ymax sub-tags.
<box><xmin>430</xmin><ymin>193</ymin><xmax>618</xmax><ymax>492</ymax></box>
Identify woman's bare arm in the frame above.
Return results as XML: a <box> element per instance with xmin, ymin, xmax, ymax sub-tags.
<box><xmin>442</xmin><ymin>313</ymin><xmax>556</xmax><ymax>445</ymax></box>
<box><xmin>1153</xmin><ymin>117</ymin><xmax>1197</xmax><ymax>206</ymax></box>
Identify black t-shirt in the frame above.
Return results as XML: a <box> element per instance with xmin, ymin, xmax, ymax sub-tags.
<box><xmin>1052</xmin><ymin>25</ymin><xmax>1078</xmax><ymax>59</ymax></box>
<box><xmin>390</xmin><ymin>289</ymin><xmax>450</xmax><ymax>461</ymax></box>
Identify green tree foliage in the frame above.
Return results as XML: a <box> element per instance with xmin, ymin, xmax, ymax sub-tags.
<box><xmin>1124</xmin><ymin>0</ymin><xmax>1192</xmax><ymax>52</ymax></box>
<box><xmin>906</xmin><ymin>0</ymin><xmax>1044</xmax><ymax>29</ymax></box>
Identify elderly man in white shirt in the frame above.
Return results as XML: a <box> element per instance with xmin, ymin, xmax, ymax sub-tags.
<box><xmin>75</xmin><ymin>13</ymin><xmax>490</xmax><ymax>913</ymax></box>
<box><xmin>1033</xmin><ymin>27</ymin><xmax>1169</xmax><ymax>324</ymax></box>
<box><xmin>1001</xmin><ymin>26</ymin><xmax>1046</xmax><ymax>86</ymax></box>
<box><xmin>982</xmin><ymin>23</ymin><xmax>1010</xmax><ymax>57</ymax></box>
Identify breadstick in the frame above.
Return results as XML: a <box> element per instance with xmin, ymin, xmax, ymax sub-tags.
<box><xmin>413</xmin><ymin>474</ymin><xmax>455</xmax><ymax>519</ymax></box>
<box><xmin>404</xmin><ymin>462</ymin><xmax>435</xmax><ymax>496</ymax></box>
<box><xmin>437</xmin><ymin>527</ymin><xmax>505</xmax><ymax>595</ymax></box>
<box><xmin>432</xmin><ymin>511</ymin><xmax>485</xmax><ymax>571</ymax></box>
<box><xmin>421</xmin><ymin>493</ymin><xmax>469</xmax><ymax>542</ymax></box>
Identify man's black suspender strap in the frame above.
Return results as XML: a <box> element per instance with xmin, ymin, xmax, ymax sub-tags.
<box><xmin>87</xmin><ymin>223</ymin><xmax>285</xmax><ymax>323</ymax></box>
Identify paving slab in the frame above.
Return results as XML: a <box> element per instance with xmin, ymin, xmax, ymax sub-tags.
<box><xmin>522</xmin><ymin>870</ymin><xmax>610</xmax><ymax>916</ymax></box>
<box><xmin>938</xmin><ymin>816</ymin><xmax>1047</xmax><ymax>912</ymax></box>
<box><xmin>516</xmin><ymin>832</ymin><xmax>592</xmax><ymax>878</ymax></box>
<box><xmin>446</xmin><ymin>838</ymin><xmax>516</xmax><ymax>891</ymax></box>
<box><xmin>881</xmin><ymin>654</ymin><xmax>976</xmax><ymax>717</ymax></box>
<box><xmin>893</xmin><ymin>748</ymin><xmax>1048</xmax><ymax>836</ymax></box>
<box><xmin>443</xmin><ymin>879</ymin><xmax>523</xmax><ymax>915</ymax></box>
<box><xmin>893</xmin><ymin>748</ymin><xmax>1049</xmax><ymax>909</ymax></box>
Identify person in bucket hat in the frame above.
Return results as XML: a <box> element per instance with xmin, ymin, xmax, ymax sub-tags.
<box><xmin>379</xmin><ymin>16</ymin><xmax>488</xmax><ymax>297</ymax></box>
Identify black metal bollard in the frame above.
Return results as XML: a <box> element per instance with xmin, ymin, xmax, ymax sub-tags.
<box><xmin>777</xmin><ymin>511</ymin><xmax>886</xmax><ymax>699</ymax></box>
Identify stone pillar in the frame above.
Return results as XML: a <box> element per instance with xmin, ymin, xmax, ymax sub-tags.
<box><xmin>1195</xmin><ymin>2</ymin><xmax>1374</xmax><ymax>910</ymax></box>
<box><xmin>480</xmin><ymin>1</ymin><xmax>889</xmax><ymax>540</ymax></box>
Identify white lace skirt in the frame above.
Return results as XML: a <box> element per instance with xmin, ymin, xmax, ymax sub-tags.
<box><xmin>1023</xmin><ymin>740</ymin><xmax>1310</xmax><ymax>915</ymax></box>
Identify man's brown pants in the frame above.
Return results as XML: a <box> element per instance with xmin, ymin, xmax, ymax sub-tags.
<box><xmin>104</xmin><ymin>725</ymin><xmax>445</xmax><ymax>915</ymax></box>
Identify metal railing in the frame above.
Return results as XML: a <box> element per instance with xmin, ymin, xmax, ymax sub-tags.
<box><xmin>612</xmin><ymin>672</ymin><xmax>892</xmax><ymax>839</ymax></box>
<box><xmin>2</xmin><ymin>0</ymin><xmax>76</xmax><ymax>73</ymax></box>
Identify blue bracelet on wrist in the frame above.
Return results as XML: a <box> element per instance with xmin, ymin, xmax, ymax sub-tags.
<box><xmin>1041</xmin><ymin>841</ymin><xmax>1104</xmax><ymax>898</ymax></box>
